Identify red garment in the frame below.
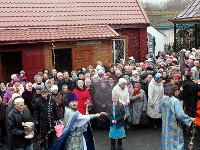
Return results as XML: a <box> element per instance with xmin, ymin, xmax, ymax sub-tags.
<box><xmin>73</xmin><ymin>88</ymin><xmax>92</xmax><ymax>114</ymax></box>
<box><xmin>133</xmin><ymin>91</ymin><xmax>140</xmax><ymax>96</ymax></box>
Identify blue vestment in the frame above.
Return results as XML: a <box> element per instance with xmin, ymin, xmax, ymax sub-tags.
<box><xmin>159</xmin><ymin>96</ymin><xmax>192</xmax><ymax>150</ymax></box>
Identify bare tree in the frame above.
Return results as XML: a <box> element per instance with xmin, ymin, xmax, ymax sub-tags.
<box><xmin>141</xmin><ymin>0</ymin><xmax>193</xmax><ymax>10</ymax></box>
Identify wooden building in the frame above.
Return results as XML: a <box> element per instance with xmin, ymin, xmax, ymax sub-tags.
<box><xmin>0</xmin><ymin>0</ymin><xmax>149</xmax><ymax>82</ymax></box>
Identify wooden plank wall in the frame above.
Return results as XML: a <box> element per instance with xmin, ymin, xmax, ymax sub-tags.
<box><xmin>43</xmin><ymin>40</ymin><xmax>113</xmax><ymax>71</ymax></box>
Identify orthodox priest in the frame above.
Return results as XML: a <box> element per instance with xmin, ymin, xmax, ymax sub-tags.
<box><xmin>48</xmin><ymin>93</ymin><xmax>101</xmax><ymax>150</ymax></box>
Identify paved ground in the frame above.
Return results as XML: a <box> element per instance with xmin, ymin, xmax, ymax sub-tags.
<box><xmin>1</xmin><ymin>128</ymin><xmax>200</xmax><ymax>150</ymax></box>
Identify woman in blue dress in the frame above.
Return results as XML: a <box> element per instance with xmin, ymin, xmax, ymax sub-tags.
<box><xmin>107</xmin><ymin>94</ymin><xmax>126</xmax><ymax>150</ymax></box>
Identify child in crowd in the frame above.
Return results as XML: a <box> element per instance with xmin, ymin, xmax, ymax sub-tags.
<box><xmin>107</xmin><ymin>94</ymin><xmax>126</xmax><ymax>150</ymax></box>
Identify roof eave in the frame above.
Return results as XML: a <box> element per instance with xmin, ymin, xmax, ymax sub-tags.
<box><xmin>0</xmin><ymin>37</ymin><xmax>120</xmax><ymax>46</ymax></box>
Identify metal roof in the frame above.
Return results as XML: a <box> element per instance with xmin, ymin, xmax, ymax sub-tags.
<box><xmin>171</xmin><ymin>0</ymin><xmax>200</xmax><ymax>24</ymax></box>
<box><xmin>0</xmin><ymin>0</ymin><xmax>149</xmax><ymax>28</ymax></box>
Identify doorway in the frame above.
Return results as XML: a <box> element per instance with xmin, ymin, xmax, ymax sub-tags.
<box><xmin>1</xmin><ymin>51</ymin><xmax>22</xmax><ymax>83</ymax></box>
<box><xmin>52</xmin><ymin>48</ymin><xmax>72</xmax><ymax>73</ymax></box>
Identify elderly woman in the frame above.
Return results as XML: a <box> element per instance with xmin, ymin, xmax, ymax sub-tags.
<box><xmin>22</xmin><ymin>82</ymin><xmax>36</xmax><ymax>115</ymax></box>
<box><xmin>45</xmin><ymin>79</ymin><xmax>53</xmax><ymax>93</ymax></box>
<box><xmin>91</xmin><ymin>74</ymin><xmax>101</xmax><ymax>89</ymax></box>
<box><xmin>33</xmin><ymin>75</ymin><xmax>44</xmax><ymax>88</ymax></box>
<box><xmin>8</xmin><ymin>98</ymin><xmax>34</xmax><ymax>150</ymax></box>
<box><xmin>130</xmin><ymin>70</ymin><xmax>140</xmax><ymax>85</ymax></box>
<box><xmin>147</xmin><ymin>73</ymin><xmax>164</xmax><ymax>129</ymax></box>
<box><xmin>73</xmin><ymin>80</ymin><xmax>92</xmax><ymax>114</ymax></box>
<box><xmin>129</xmin><ymin>83</ymin><xmax>147</xmax><ymax>130</ymax></box>
<box><xmin>51</xmin><ymin>85</ymin><xmax>65</xmax><ymax>118</ymax></box>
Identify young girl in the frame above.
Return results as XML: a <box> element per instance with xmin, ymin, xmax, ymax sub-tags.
<box><xmin>107</xmin><ymin>94</ymin><xmax>126</xmax><ymax>150</ymax></box>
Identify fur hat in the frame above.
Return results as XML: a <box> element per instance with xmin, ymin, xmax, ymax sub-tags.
<box><xmin>118</xmin><ymin>78</ymin><xmax>127</xmax><ymax>84</ymax></box>
<box><xmin>67</xmin><ymin>93</ymin><xmax>78</xmax><ymax>104</ymax></box>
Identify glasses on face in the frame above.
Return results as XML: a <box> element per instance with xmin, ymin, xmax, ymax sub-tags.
<box><xmin>16</xmin><ymin>104</ymin><xmax>24</xmax><ymax>107</ymax></box>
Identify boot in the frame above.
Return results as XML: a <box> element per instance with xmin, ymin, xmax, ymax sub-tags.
<box><xmin>111</xmin><ymin>139</ymin><xmax>116</xmax><ymax>150</ymax></box>
<box><xmin>117</xmin><ymin>139</ymin><xmax>122</xmax><ymax>150</ymax></box>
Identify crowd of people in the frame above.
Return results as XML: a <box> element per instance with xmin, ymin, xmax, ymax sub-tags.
<box><xmin>0</xmin><ymin>48</ymin><xmax>200</xmax><ymax>150</ymax></box>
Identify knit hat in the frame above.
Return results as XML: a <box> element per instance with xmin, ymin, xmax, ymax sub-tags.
<box><xmin>98</xmin><ymin>69</ymin><xmax>105</xmax><ymax>75</ymax></box>
<box><xmin>173</xmin><ymin>74</ymin><xmax>181</xmax><ymax>80</ymax></box>
<box><xmin>136</xmin><ymin>67</ymin><xmax>142</xmax><ymax>72</ymax></box>
<box><xmin>37</xmin><ymin>72</ymin><xmax>43</xmax><ymax>76</ymax></box>
<box><xmin>20</xmin><ymin>70</ymin><xmax>25</xmax><ymax>74</ymax></box>
<box><xmin>146</xmin><ymin>67</ymin><xmax>153</xmax><ymax>71</ymax></box>
<box><xmin>118</xmin><ymin>78</ymin><xmax>127</xmax><ymax>84</ymax></box>
<box><xmin>115</xmin><ymin>70</ymin><xmax>122</xmax><ymax>75</ymax></box>
<box><xmin>13</xmin><ymin>79</ymin><xmax>21</xmax><ymax>83</ymax></box>
<box><xmin>154</xmin><ymin>73</ymin><xmax>163</xmax><ymax>82</ymax></box>
<box><xmin>132</xmin><ymin>70</ymin><xmax>138</xmax><ymax>75</ymax></box>
<box><xmin>12</xmin><ymin>93</ymin><xmax>20</xmax><ymax>100</ymax></box>
<box><xmin>35</xmin><ymin>85</ymin><xmax>43</xmax><ymax>91</ymax></box>
<box><xmin>140</xmin><ymin>73</ymin><xmax>148</xmax><ymax>80</ymax></box>
<box><xmin>51</xmin><ymin>85</ymin><xmax>58</xmax><ymax>91</ymax></box>
<box><xmin>57</xmin><ymin>72</ymin><xmax>63</xmax><ymax>78</ymax></box>
<box><xmin>67</xmin><ymin>93</ymin><xmax>78</xmax><ymax>104</ymax></box>
<box><xmin>100</xmin><ymin>80</ymin><xmax>106</xmax><ymax>84</ymax></box>
<box><xmin>123</xmin><ymin>75</ymin><xmax>130</xmax><ymax>79</ymax></box>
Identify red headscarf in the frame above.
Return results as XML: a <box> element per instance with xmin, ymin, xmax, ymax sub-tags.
<box><xmin>133</xmin><ymin>83</ymin><xmax>141</xmax><ymax>96</ymax></box>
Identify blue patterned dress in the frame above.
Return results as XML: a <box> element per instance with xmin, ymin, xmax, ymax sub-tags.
<box><xmin>159</xmin><ymin>96</ymin><xmax>192</xmax><ymax>150</ymax></box>
<box><xmin>109</xmin><ymin>105</ymin><xmax>126</xmax><ymax>139</ymax></box>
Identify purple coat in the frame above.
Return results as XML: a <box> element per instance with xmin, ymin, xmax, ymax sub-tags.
<box><xmin>3</xmin><ymin>89</ymin><xmax>12</xmax><ymax>107</ymax></box>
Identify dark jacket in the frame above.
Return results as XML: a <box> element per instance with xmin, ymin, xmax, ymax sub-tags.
<box><xmin>33</xmin><ymin>96</ymin><xmax>60</xmax><ymax>122</ymax></box>
<box><xmin>52</xmin><ymin>93</ymin><xmax>65</xmax><ymax>119</ymax></box>
<box><xmin>181</xmin><ymin>80</ymin><xmax>200</xmax><ymax>117</ymax></box>
<box><xmin>7</xmin><ymin>107</ymin><xmax>33</xmax><ymax>148</ymax></box>
<box><xmin>106</xmin><ymin>83</ymin><xmax>116</xmax><ymax>93</ymax></box>
<box><xmin>58</xmin><ymin>79</ymin><xmax>74</xmax><ymax>92</ymax></box>
<box><xmin>31</xmin><ymin>93</ymin><xmax>41</xmax><ymax>108</ymax></box>
<box><xmin>94</xmin><ymin>87</ymin><xmax>112</xmax><ymax>113</ymax></box>
<box><xmin>88</xmin><ymin>84</ymin><xmax>96</xmax><ymax>102</ymax></box>
<box><xmin>107</xmin><ymin>102</ymin><xmax>125</xmax><ymax>128</ymax></box>
<box><xmin>22</xmin><ymin>88</ymin><xmax>36</xmax><ymax>114</ymax></box>
<box><xmin>140</xmin><ymin>80</ymin><xmax>149</xmax><ymax>100</ymax></box>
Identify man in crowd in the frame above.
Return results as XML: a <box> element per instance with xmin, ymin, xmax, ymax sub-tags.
<box><xmin>48</xmin><ymin>93</ymin><xmax>101</xmax><ymax>150</ymax></box>
<box><xmin>33</xmin><ymin>89</ymin><xmax>60</xmax><ymax>150</ymax></box>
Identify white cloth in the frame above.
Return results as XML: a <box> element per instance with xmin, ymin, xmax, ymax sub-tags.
<box><xmin>112</xmin><ymin>84</ymin><xmax>130</xmax><ymax>105</ymax></box>
<box><xmin>72</xmin><ymin>114</ymin><xmax>90</xmax><ymax>127</ymax></box>
<box><xmin>147</xmin><ymin>78</ymin><xmax>164</xmax><ymax>118</ymax></box>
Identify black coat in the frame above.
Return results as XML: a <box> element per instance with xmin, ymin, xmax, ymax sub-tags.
<box><xmin>22</xmin><ymin>89</ymin><xmax>35</xmax><ymax>114</ymax></box>
<box><xmin>107</xmin><ymin>102</ymin><xmax>125</xmax><ymax>128</ymax></box>
<box><xmin>94</xmin><ymin>87</ymin><xmax>112</xmax><ymax>113</ymax></box>
<box><xmin>58</xmin><ymin>79</ymin><xmax>74</xmax><ymax>92</ymax></box>
<box><xmin>7</xmin><ymin>107</ymin><xmax>33</xmax><ymax>148</ymax></box>
<box><xmin>140</xmin><ymin>81</ymin><xmax>149</xmax><ymax>100</ymax></box>
<box><xmin>33</xmin><ymin>96</ymin><xmax>60</xmax><ymax>122</ymax></box>
<box><xmin>181</xmin><ymin>80</ymin><xmax>200</xmax><ymax>117</ymax></box>
<box><xmin>88</xmin><ymin>85</ymin><xmax>95</xmax><ymax>102</ymax></box>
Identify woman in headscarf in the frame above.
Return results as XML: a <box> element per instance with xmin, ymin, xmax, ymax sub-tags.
<box><xmin>22</xmin><ymin>82</ymin><xmax>36</xmax><ymax>115</ymax></box>
<box><xmin>44</xmin><ymin>79</ymin><xmax>53</xmax><ymax>93</ymax></box>
<box><xmin>51</xmin><ymin>85</ymin><xmax>65</xmax><ymax>119</ymax></box>
<box><xmin>129</xmin><ymin>83</ymin><xmax>147</xmax><ymax>130</ymax></box>
<box><xmin>147</xmin><ymin>73</ymin><xmax>164</xmax><ymax>129</ymax></box>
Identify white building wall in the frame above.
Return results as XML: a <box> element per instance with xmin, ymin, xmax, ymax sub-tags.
<box><xmin>147</xmin><ymin>26</ymin><xmax>166</xmax><ymax>56</ymax></box>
